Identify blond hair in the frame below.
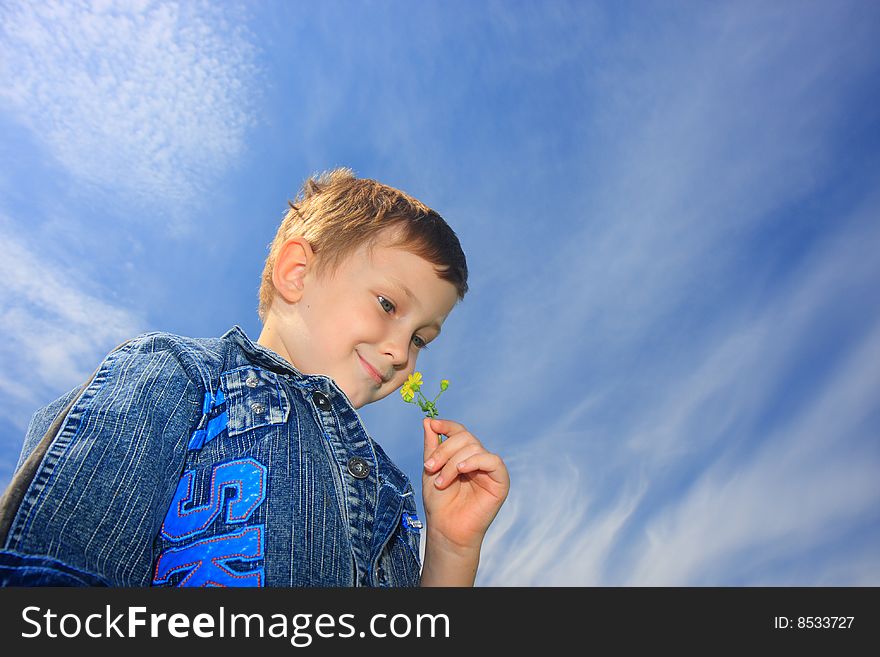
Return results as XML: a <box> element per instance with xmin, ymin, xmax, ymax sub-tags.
<box><xmin>258</xmin><ymin>168</ymin><xmax>468</xmax><ymax>322</ymax></box>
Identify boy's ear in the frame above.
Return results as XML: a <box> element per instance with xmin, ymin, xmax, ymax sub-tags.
<box><xmin>273</xmin><ymin>237</ymin><xmax>314</xmax><ymax>303</ymax></box>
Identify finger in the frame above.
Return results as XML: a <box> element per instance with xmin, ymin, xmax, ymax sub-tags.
<box><xmin>428</xmin><ymin>417</ymin><xmax>468</xmax><ymax>439</ymax></box>
<box><xmin>423</xmin><ymin>430</ymin><xmax>481</xmax><ymax>473</ymax></box>
<box><xmin>423</xmin><ymin>417</ymin><xmax>475</xmax><ymax>461</ymax></box>
<box><xmin>433</xmin><ymin>445</ymin><xmax>486</xmax><ymax>489</ymax></box>
<box><xmin>454</xmin><ymin>452</ymin><xmax>510</xmax><ymax>487</ymax></box>
<box><xmin>422</xmin><ymin>417</ymin><xmax>441</xmax><ymax>461</ymax></box>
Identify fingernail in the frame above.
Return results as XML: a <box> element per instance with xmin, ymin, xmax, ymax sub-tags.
<box><xmin>424</xmin><ymin>459</ymin><xmax>435</xmax><ymax>470</ymax></box>
<box><xmin>434</xmin><ymin>476</ymin><xmax>444</xmax><ymax>487</ymax></box>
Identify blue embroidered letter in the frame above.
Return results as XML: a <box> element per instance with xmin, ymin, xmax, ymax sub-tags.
<box><xmin>161</xmin><ymin>458</ymin><xmax>266</xmax><ymax>541</ymax></box>
<box><xmin>152</xmin><ymin>525</ymin><xmax>264</xmax><ymax>587</ymax></box>
<box><xmin>153</xmin><ymin>458</ymin><xmax>267</xmax><ymax>587</ymax></box>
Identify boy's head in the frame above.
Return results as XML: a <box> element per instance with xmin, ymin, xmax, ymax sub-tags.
<box><xmin>257</xmin><ymin>168</ymin><xmax>468</xmax><ymax>409</ymax></box>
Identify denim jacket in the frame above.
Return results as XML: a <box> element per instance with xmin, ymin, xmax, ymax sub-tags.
<box><xmin>0</xmin><ymin>326</ymin><xmax>423</xmax><ymax>587</ymax></box>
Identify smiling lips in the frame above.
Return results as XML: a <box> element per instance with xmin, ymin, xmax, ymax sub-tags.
<box><xmin>358</xmin><ymin>353</ymin><xmax>385</xmax><ymax>385</ymax></box>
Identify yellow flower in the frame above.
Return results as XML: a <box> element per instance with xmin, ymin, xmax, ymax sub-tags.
<box><xmin>405</xmin><ymin>371</ymin><xmax>423</xmax><ymax>392</ymax></box>
<box><xmin>398</xmin><ymin>373</ymin><xmax>450</xmax><ymax>443</ymax></box>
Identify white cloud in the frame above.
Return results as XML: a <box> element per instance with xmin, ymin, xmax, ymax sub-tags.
<box><xmin>0</xmin><ymin>0</ymin><xmax>261</xmax><ymax>225</ymax></box>
<box><xmin>478</xmin><ymin>7</ymin><xmax>866</xmax><ymax>421</ymax></box>
<box><xmin>462</xmin><ymin>4</ymin><xmax>880</xmax><ymax>585</ymax></box>
<box><xmin>473</xmin><ymin>207</ymin><xmax>880</xmax><ymax>585</ymax></box>
<box><xmin>476</xmin><ymin>438</ymin><xmax>647</xmax><ymax>586</ymax></box>
<box><xmin>624</xmin><ymin>313</ymin><xmax>880</xmax><ymax>585</ymax></box>
<box><xmin>0</xmin><ymin>213</ymin><xmax>144</xmax><ymax>431</ymax></box>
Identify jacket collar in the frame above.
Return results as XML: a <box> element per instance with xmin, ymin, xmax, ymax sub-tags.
<box><xmin>221</xmin><ymin>325</ymin><xmax>305</xmax><ymax>378</ymax></box>
<box><xmin>220</xmin><ymin>324</ymin><xmax>357</xmax><ymax>408</ymax></box>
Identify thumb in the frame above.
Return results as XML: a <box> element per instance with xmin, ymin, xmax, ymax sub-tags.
<box><xmin>422</xmin><ymin>416</ymin><xmax>440</xmax><ymax>459</ymax></box>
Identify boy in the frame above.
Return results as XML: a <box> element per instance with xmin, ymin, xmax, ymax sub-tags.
<box><xmin>0</xmin><ymin>168</ymin><xmax>509</xmax><ymax>587</ymax></box>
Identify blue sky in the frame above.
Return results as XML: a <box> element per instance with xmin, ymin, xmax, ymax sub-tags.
<box><xmin>1</xmin><ymin>0</ymin><xmax>878</xmax><ymax>585</ymax></box>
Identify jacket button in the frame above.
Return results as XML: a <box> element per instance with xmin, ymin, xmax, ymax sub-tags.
<box><xmin>312</xmin><ymin>391</ymin><xmax>331</xmax><ymax>411</ymax></box>
<box><xmin>347</xmin><ymin>456</ymin><xmax>370</xmax><ymax>479</ymax></box>
<box><xmin>245</xmin><ymin>375</ymin><xmax>259</xmax><ymax>388</ymax></box>
<box><xmin>251</xmin><ymin>402</ymin><xmax>266</xmax><ymax>415</ymax></box>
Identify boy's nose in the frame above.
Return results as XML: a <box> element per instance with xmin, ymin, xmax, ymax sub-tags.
<box><xmin>382</xmin><ymin>332</ymin><xmax>412</xmax><ymax>368</ymax></box>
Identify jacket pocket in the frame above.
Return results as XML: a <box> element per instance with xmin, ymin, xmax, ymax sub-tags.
<box><xmin>221</xmin><ymin>366</ymin><xmax>290</xmax><ymax>438</ymax></box>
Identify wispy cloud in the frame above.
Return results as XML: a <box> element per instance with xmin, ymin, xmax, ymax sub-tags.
<box><xmin>625</xmin><ymin>316</ymin><xmax>880</xmax><ymax>585</ymax></box>
<box><xmin>621</xmin><ymin>212</ymin><xmax>880</xmax><ymax>584</ymax></box>
<box><xmin>0</xmin><ymin>0</ymin><xmax>262</xmax><ymax>224</ymax></box>
<box><xmin>464</xmin><ymin>3</ymin><xmax>880</xmax><ymax>585</ymax></box>
<box><xmin>0</xmin><ymin>213</ymin><xmax>143</xmax><ymax>434</ymax></box>
<box><xmin>476</xmin><ymin>436</ymin><xmax>647</xmax><ymax>585</ymax></box>
<box><xmin>474</xmin><ymin>196</ymin><xmax>880</xmax><ymax>585</ymax></box>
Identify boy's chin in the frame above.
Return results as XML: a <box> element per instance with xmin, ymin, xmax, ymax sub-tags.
<box><xmin>353</xmin><ymin>388</ymin><xmax>391</xmax><ymax>409</ymax></box>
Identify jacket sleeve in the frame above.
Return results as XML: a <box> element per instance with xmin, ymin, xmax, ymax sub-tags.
<box><xmin>0</xmin><ymin>333</ymin><xmax>204</xmax><ymax>585</ymax></box>
<box><xmin>16</xmin><ymin>382</ymin><xmax>87</xmax><ymax>472</ymax></box>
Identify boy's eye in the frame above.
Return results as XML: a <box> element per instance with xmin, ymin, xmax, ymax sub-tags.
<box><xmin>378</xmin><ymin>296</ymin><xmax>429</xmax><ymax>350</ymax></box>
<box><xmin>377</xmin><ymin>296</ymin><xmax>395</xmax><ymax>313</ymax></box>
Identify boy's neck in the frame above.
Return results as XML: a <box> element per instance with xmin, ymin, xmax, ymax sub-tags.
<box><xmin>256</xmin><ymin>323</ymin><xmax>295</xmax><ymax>369</ymax></box>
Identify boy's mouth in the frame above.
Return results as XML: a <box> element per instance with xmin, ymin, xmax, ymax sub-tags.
<box><xmin>357</xmin><ymin>352</ymin><xmax>385</xmax><ymax>386</ymax></box>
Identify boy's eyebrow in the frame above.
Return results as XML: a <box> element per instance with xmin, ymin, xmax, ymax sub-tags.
<box><xmin>387</xmin><ymin>277</ymin><xmax>442</xmax><ymax>334</ymax></box>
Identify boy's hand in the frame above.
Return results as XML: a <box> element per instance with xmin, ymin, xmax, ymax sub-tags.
<box><xmin>421</xmin><ymin>417</ymin><xmax>510</xmax><ymax>554</ymax></box>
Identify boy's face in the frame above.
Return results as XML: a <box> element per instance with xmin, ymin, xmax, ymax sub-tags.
<box><xmin>259</xmin><ymin>229</ymin><xmax>459</xmax><ymax>410</ymax></box>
